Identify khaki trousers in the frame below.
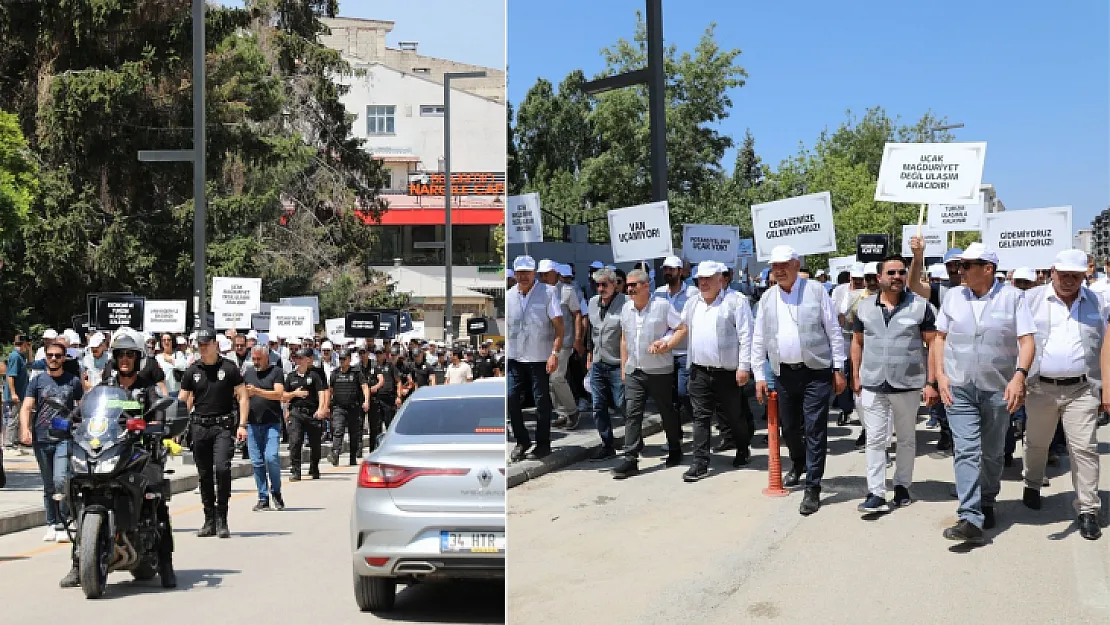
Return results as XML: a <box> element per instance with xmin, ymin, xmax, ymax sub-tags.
<box><xmin>549</xmin><ymin>348</ymin><xmax>578</xmax><ymax>418</ymax></box>
<box><xmin>1023</xmin><ymin>379</ymin><xmax>1101</xmax><ymax>515</ymax></box>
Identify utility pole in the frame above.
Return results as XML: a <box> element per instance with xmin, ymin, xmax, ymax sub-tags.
<box><xmin>138</xmin><ymin>0</ymin><xmax>207</xmax><ymax>331</ymax></box>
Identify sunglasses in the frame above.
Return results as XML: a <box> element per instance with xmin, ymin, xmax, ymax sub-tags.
<box><xmin>958</xmin><ymin>261</ymin><xmax>988</xmax><ymax>270</ymax></box>
<box><xmin>885</xmin><ymin>270</ymin><xmax>907</xmax><ymax>276</ymax></box>
<box><xmin>117</xmin><ymin>350</ymin><xmax>140</xmax><ymax>359</ymax></box>
<box><xmin>596</xmin><ymin>281</ymin><xmax>611</xmax><ymax>287</ymax></box>
<box><xmin>45</xmin><ymin>353</ymin><xmax>65</xmax><ymax>360</ymax></box>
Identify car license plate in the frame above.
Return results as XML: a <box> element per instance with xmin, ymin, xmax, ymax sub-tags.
<box><xmin>440</xmin><ymin>531</ymin><xmax>505</xmax><ymax>553</ymax></box>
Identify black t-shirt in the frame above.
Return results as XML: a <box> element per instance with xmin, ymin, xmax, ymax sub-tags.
<box><xmin>411</xmin><ymin>360</ymin><xmax>435</xmax><ymax>386</ymax></box>
<box><xmin>354</xmin><ymin>360</ymin><xmax>380</xmax><ymax>399</ymax></box>
<box><xmin>180</xmin><ymin>359</ymin><xmax>243</xmax><ymax>417</ymax></box>
<box><xmin>330</xmin><ymin>367</ymin><xmax>366</xmax><ymax>406</ymax></box>
<box><xmin>473</xmin><ymin>354</ymin><xmax>497</xmax><ymax>379</ymax></box>
<box><xmin>285</xmin><ymin>369</ymin><xmax>326</xmax><ymax>412</ymax></box>
<box><xmin>103</xmin><ymin>357</ymin><xmax>165</xmax><ymax>387</ymax></box>
<box><xmin>378</xmin><ymin>360</ymin><xmax>397</xmax><ymax>395</ymax></box>
<box><xmin>244</xmin><ymin>365</ymin><xmax>284</xmax><ymax>425</ymax></box>
<box><xmin>431</xmin><ymin>361</ymin><xmax>447</xmax><ymax>385</ymax></box>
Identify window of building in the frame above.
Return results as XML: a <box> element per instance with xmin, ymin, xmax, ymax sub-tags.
<box><xmin>366</xmin><ymin>105</ymin><xmax>395</xmax><ymax>135</ymax></box>
<box><xmin>420</xmin><ymin>105</ymin><xmax>444</xmax><ymax>117</ymax></box>
<box><xmin>413</xmin><ymin>67</ymin><xmax>431</xmax><ymax>74</ymax></box>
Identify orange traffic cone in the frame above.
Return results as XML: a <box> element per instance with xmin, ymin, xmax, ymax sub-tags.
<box><xmin>763</xmin><ymin>391</ymin><xmax>789</xmax><ymax>497</ymax></box>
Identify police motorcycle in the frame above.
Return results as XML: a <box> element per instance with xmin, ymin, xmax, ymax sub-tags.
<box><xmin>47</xmin><ymin>365</ymin><xmax>187</xmax><ymax>598</ymax></box>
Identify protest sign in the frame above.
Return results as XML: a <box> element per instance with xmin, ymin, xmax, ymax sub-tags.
<box><xmin>607</xmin><ymin>201</ymin><xmax>674</xmax><ymax>263</ymax></box>
<box><xmin>211</xmin><ymin>277</ymin><xmax>261</xmax><ymax>314</ymax></box>
<box><xmin>751</xmin><ymin>192</ymin><xmax>837</xmax><ymax>261</ymax></box>
<box><xmin>901</xmin><ymin>224</ymin><xmax>947</xmax><ymax>258</ymax></box>
<box><xmin>96</xmin><ymin>296</ymin><xmax>145</xmax><ymax>331</ymax></box>
<box><xmin>325</xmin><ymin>317</ymin><xmax>346</xmax><ymax>344</ymax></box>
<box><xmin>856</xmin><ymin>234</ymin><xmax>890</xmax><ymax>262</ymax></box>
<box><xmin>828</xmin><ymin>255</ymin><xmax>857</xmax><ymax>278</ymax></box>
<box><xmin>279</xmin><ymin>296</ymin><xmax>320</xmax><ymax>324</ymax></box>
<box><xmin>143</xmin><ymin>300</ymin><xmax>187</xmax><ymax>334</ymax></box>
<box><xmin>214</xmin><ymin>308</ymin><xmax>252</xmax><ymax>330</ymax></box>
<box><xmin>981</xmin><ymin>206</ymin><xmax>1072</xmax><ymax>270</ymax></box>
<box><xmin>345</xmin><ymin>312</ymin><xmax>381</xmax><ymax>338</ymax></box>
<box><xmin>467</xmin><ymin>318</ymin><xmax>489</xmax><ymax>336</ymax></box>
<box><xmin>86</xmin><ymin>292</ymin><xmax>133</xmax><ymax>330</ymax></box>
<box><xmin>682</xmin><ymin>224</ymin><xmax>739</xmax><ymax>265</ymax></box>
<box><xmin>250</xmin><ymin>314</ymin><xmax>270</xmax><ymax>332</ymax></box>
<box><xmin>875</xmin><ymin>142</ymin><xmax>987</xmax><ymax>205</ymax></box>
<box><xmin>377</xmin><ymin>312</ymin><xmax>399</xmax><ymax>339</ymax></box>
<box><xmin>737</xmin><ymin>238</ymin><xmax>754</xmax><ymax>258</ymax></box>
<box><xmin>268</xmin><ymin>306</ymin><xmax>314</xmax><ymax>340</ymax></box>
<box><xmin>506</xmin><ymin>193</ymin><xmax>543</xmax><ymax>245</ymax></box>
<box><xmin>928</xmin><ymin>202</ymin><xmax>983</xmax><ymax>231</ymax></box>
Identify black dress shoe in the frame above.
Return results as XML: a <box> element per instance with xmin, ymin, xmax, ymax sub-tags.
<box><xmin>783</xmin><ymin>470</ymin><xmax>802</xmax><ymax>488</ymax></box>
<box><xmin>943</xmin><ymin>519</ymin><xmax>984</xmax><ymax>543</ymax></box>
<box><xmin>1078</xmin><ymin>513</ymin><xmax>1102</xmax><ymax>540</ymax></box>
<box><xmin>732</xmin><ymin>448</ymin><xmax>751</xmax><ymax>468</ymax></box>
<box><xmin>1022</xmin><ymin>487</ymin><xmax>1042</xmax><ymax>510</ymax></box>
<box><xmin>590</xmin><ymin>446</ymin><xmax>616</xmax><ymax>462</ymax></box>
<box><xmin>799</xmin><ymin>487</ymin><xmax>820</xmax><ymax>516</ymax></box>
<box><xmin>682</xmin><ymin>464</ymin><xmax>709</xmax><ymax>483</ymax></box>
<box><xmin>712</xmin><ymin>440</ymin><xmax>736</xmax><ymax>453</ymax></box>
<box><xmin>1004</xmin><ymin>453</ymin><xmax>1013</xmax><ymax>467</ymax></box>
<box><xmin>836</xmin><ymin>412</ymin><xmax>849</xmax><ymax>427</ymax></box>
<box><xmin>510</xmin><ymin>443</ymin><xmax>531</xmax><ymax>463</ymax></box>
<box><xmin>527</xmin><ymin>445</ymin><xmax>551</xmax><ymax>460</ymax></box>
<box><xmin>983</xmin><ymin>506</ymin><xmax>996</xmax><ymax>530</ymax></box>
<box><xmin>611</xmin><ymin>457</ymin><xmax>638</xmax><ymax>479</ymax></box>
<box><xmin>665</xmin><ymin>452</ymin><xmax>683</xmax><ymax>468</ymax></box>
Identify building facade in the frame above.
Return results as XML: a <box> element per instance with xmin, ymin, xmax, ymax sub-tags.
<box><xmin>1093</xmin><ymin>208</ymin><xmax>1110</xmax><ymax>263</ymax></box>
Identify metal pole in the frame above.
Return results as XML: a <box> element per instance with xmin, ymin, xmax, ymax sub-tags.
<box><xmin>646</xmin><ymin>0</ymin><xmax>667</xmax><ymax>203</ymax></box>
<box><xmin>193</xmin><ymin>0</ymin><xmax>207</xmax><ymax>331</ymax></box>
<box><xmin>444</xmin><ymin>76</ymin><xmax>453</xmax><ymax>345</ymax></box>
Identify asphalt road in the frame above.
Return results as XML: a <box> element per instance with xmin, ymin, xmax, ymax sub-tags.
<box><xmin>0</xmin><ymin>465</ymin><xmax>504</xmax><ymax>624</ymax></box>
<box><xmin>508</xmin><ymin>414</ymin><xmax>1110</xmax><ymax>625</ymax></box>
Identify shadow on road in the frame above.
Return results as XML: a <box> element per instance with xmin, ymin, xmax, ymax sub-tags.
<box><xmin>96</xmin><ymin>568</ymin><xmax>241</xmax><ymax>598</ymax></box>
<box><xmin>377</xmin><ymin>579</ymin><xmax>505</xmax><ymax>624</ymax></box>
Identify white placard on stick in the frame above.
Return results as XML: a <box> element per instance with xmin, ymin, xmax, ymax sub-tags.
<box><xmin>506</xmin><ymin>193</ymin><xmax>543</xmax><ymax>245</ymax></box>
<box><xmin>928</xmin><ymin>202</ymin><xmax>983</xmax><ymax>231</ymax></box>
<box><xmin>875</xmin><ymin>142</ymin><xmax>987</xmax><ymax>205</ymax></box>
<box><xmin>981</xmin><ymin>206</ymin><xmax>1072</xmax><ymax>270</ymax></box>
<box><xmin>143</xmin><ymin>300</ymin><xmax>187</xmax><ymax>334</ymax></box>
<box><xmin>268</xmin><ymin>306</ymin><xmax>314</xmax><ymax>340</ymax></box>
<box><xmin>750</xmin><ymin>191</ymin><xmax>838</xmax><ymax>262</ymax></box>
<box><xmin>828</xmin><ymin>255</ymin><xmax>857</xmax><ymax>278</ymax></box>
<box><xmin>279</xmin><ymin>296</ymin><xmax>320</xmax><ymax>324</ymax></box>
<box><xmin>250</xmin><ymin>314</ymin><xmax>270</xmax><ymax>332</ymax></box>
<box><xmin>607</xmin><ymin>201</ymin><xmax>674</xmax><ymax>263</ymax></box>
<box><xmin>214</xmin><ymin>308</ymin><xmax>251</xmax><ymax>330</ymax></box>
<box><xmin>211</xmin><ymin>277</ymin><xmax>262</xmax><ymax>314</ymax></box>
<box><xmin>737</xmin><ymin>238</ymin><xmax>754</xmax><ymax>257</ymax></box>
<box><xmin>901</xmin><ymin>224</ymin><xmax>948</xmax><ymax>258</ymax></box>
<box><xmin>682</xmin><ymin>224</ymin><xmax>739</xmax><ymax>264</ymax></box>
<box><xmin>325</xmin><ymin>318</ymin><xmax>346</xmax><ymax>344</ymax></box>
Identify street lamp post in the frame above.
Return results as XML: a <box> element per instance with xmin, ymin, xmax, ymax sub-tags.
<box><xmin>443</xmin><ymin>71</ymin><xmax>486</xmax><ymax>345</ymax></box>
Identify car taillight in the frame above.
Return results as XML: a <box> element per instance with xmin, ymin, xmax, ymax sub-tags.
<box><xmin>357</xmin><ymin>462</ymin><xmax>469</xmax><ymax>488</ymax></box>
<box><xmin>125</xmin><ymin>418</ymin><xmax>146</xmax><ymax>432</ymax></box>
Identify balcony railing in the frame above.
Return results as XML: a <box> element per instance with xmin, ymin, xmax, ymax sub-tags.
<box><xmin>366</xmin><ymin>250</ymin><xmax>503</xmax><ymax>267</ymax></box>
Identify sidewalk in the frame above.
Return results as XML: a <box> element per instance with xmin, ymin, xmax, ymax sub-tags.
<box><xmin>0</xmin><ymin>434</ymin><xmax>370</xmax><ymax>537</ymax></box>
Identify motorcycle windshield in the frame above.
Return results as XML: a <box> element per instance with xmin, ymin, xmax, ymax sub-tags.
<box><xmin>74</xmin><ymin>386</ymin><xmax>137</xmax><ymax>452</ymax></box>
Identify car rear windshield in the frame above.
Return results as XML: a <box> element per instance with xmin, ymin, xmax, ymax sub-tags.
<box><xmin>394</xmin><ymin>396</ymin><xmax>506</xmax><ymax>436</ymax></box>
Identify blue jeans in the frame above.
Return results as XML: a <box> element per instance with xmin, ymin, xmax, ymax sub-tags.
<box><xmin>673</xmin><ymin>355</ymin><xmax>691</xmax><ymax>421</ymax></box>
<box><xmin>507</xmin><ymin>360</ymin><xmax>553</xmax><ymax>449</ymax></box>
<box><xmin>33</xmin><ymin>440</ymin><xmax>69</xmax><ymax>526</ymax></box>
<box><xmin>947</xmin><ymin>384</ymin><xmax>1010</xmax><ymax>529</ymax></box>
<box><xmin>590</xmin><ymin>361</ymin><xmax>624</xmax><ymax>448</ymax></box>
<box><xmin>246</xmin><ymin>423</ymin><xmax>282</xmax><ymax>500</ymax></box>
<box><xmin>1005</xmin><ymin>406</ymin><xmax>1027</xmax><ymax>456</ymax></box>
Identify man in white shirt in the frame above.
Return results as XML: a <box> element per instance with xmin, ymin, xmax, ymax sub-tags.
<box><xmin>752</xmin><ymin>246</ymin><xmax>846</xmax><ymax>516</ymax></box>
<box><xmin>663</xmin><ymin>262</ymin><xmax>754</xmax><ymax>482</ymax></box>
<box><xmin>81</xmin><ymin>332</ymin><xmax>110</xmax><ymax>390</ymax></box>
<box><xmin>1022</xmin><ymin>250</ymin><xmax>1105</xmax><ymax>541</ymax></box>
<box><xmin>934</xmin><ymin>242</ymin><xmax>1036</xmax><ymax>544</ymax></box>
<box><xmin>655</xmin><ymin>256</ymin><xmax>698</xmax><ymax>442</ymax></box>
<box><xmin>445</xmin><ymin>350</ymin><xmax>474</xmax><ymax>384</ymax></box>
<box><xmin>506</xmin><ymin>255</ymin><xmax>565</xmax><ymax>462</ymax></box>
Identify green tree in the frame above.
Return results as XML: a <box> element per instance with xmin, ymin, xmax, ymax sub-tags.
<box><xmin>0</xmin><ymin>109</ymin><xmax>36</xmax><ymax>248</ymax></box>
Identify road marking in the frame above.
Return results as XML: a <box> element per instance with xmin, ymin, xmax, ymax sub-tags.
<box><xmin>1</xmin><ymin>465</ymin><xmax>354</xmax><ymax>562</ymax></box>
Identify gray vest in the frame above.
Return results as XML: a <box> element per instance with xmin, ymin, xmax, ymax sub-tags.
<box><xmin>506</xmin><ymin>283</ymin><xmax>557</xmax><ymax>363</ymax></box>
<box><xmin>588</xmin><ymin>293</ymin><xmax>626</xmax><ymax>366</ymax></box>
<box><xmin>857</xmin><ymin>293</ymin><xmax>930</xmax><ymax>390</ymax></box>
<box><xmin>621</xmin><ymin>299</ymin><xmax>675</xmax><ymax>376</ymax></box>
<box><xmin>683</xmin><ymin>290</ymin><xmax>749</xmax><ymax>371</ymax></box>
<box><xmin>941</xmin><ymin>281</ymin><xmax>1024</xmax><ymax>392</ymax></box>
<box><xmin>1025</xmin><ymin>284</ymin><xmax>1103</xmax><ymax>386</ymax></box>
<box><xmin>556</xmin><ymin>283</ymin><xmax>578</xmax><ymax>346</ymax></box>
<box><xmin>761</xmin><ymin>278</ymin><xmax>834</xmax><ymax>375</ymax></box>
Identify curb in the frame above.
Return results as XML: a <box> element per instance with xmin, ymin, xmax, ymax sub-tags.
<box><xmin>507</xmin><ymin>413</ymin><xmax>663</xmax><ymax>488</ymax></box>
<box><xmin>0</xmin><ymin>435</ymin><xmax>370</xmax><ymax>537</ymax></box>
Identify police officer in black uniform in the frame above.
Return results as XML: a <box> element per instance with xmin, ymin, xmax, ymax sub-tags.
<box><xmin>178</xmin><ymin>329</ymin><xmax>249</xmax><ymax>539</ymax></box>
<box><xmin>283</xmin><ymin>348</ymin><xmax>328</xmax><ymax>480</ymax></box>
<box><xmin>431</xmin><ymin>349</ymin><xmax>448</xmax><ymax>385</ymax></box>
<box><xmin>376</xmin><ymin>347</ymin><xmax>401</xmax><ymax>427</ymax></box>
<box><xmin>473</xmin><ymin>343</ymin><xmax>498</xmax><ymax>379</ymax></box>
<box><xmin>410</xmin><ymin>348</ymin><xmax>436</xmax><ymax>388</ymax></box>
<box><xmin>328</xmin><ymin>349</ymin><xmax>370</xmax><ymax>466</ymax></box>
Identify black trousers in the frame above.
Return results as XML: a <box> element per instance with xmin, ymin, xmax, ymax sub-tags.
<box><xmin>688</xmin><ymin>365</ymin><xmax>751</xmax><ymax>466</ymax></box>
<box><xmin>288</xmin><ymin>409</ymin><xmax>323</xmax><ymax>475</ymax></box>
<box><xmin>774</xmin><ymin>365</ymin><xmax>833</xmax><ymax>489</ymax></box>
<box><xmin>714</xmin><ymin>380</ymin><xmax>756</xmax><ymax>445</ymax></box>
<box><xmin>331</xmin><ymin>404</ymin><xmax>363</xmax><ymax>462</ymax></box>
<box><xmin>191</xmin><ymin>421</ymin><xmax>235</xmax><ymax>516</ymax></box>
<box><xmin>377</xmin><ymin>394</ymin><xmax>398</xmax><ymax>429</ymax></box>
<box><xmin>623</xmin><ymin>370</ymin><xmax>682</xmax><ymax>459</ymax></box>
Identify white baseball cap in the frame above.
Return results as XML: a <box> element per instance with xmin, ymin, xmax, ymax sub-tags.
<box><xmin>217</xmin><ymin>336</ymin><xmax>232</xmax><ymax>352</ymax></box>
<box><xmin>662</xmin><ymin>255</ymin><xmax>683</xmax><ymax>269</ymax></box>
<box><xmin>321</xmin><ymin>341</ymin><xmax>333</xmax><ymax>350</ymax></box>
<box><xmin>959</xmin><ymin>242</ymin><xmax>999</xmax><ymax>265</ymax></box>
<box><xmin>63</xmin><ymin>329</ymin><xmax>81</xmax><ymax>346</ymax></box>
<box><xmin>175</xmin><ymin>336</ymin><xmax>187</xmax><ymax>345</ymax></box>
<box><xmin>995</xmin><ymin>271</ymin><xmax>1007</xmax><ymax>279</ymax></box>
<box><xmin>537</xmin><ymin>259</ymin><xmax>557</xmax><ymax>273</ymax></box>
<box><xmin>769</xmin><ymin>245</ymin><xmax>799</xmax><ymax>264</ymax></box>
<box><xmin>43</xmin><ymin>329</ymin><xmax>58</xmax><ymax>340</ymax></box>
<box><xmin>928</xmin><ymin>264</ymin><xmax>948</xmax><ymax>280</ymax></box>
<box><xmin>513</xmin><ymin>256</ymin><xmax>536</xmax><ymax>272</ymax></box>
<box><xmin>850</xmin><ymin>263</ymin><xmax>865</xmax><ymax>279</ymax></box>
<box><xmin>355</xmin><ymin>338</ymin><xmax>367</xmax><ymax>349</ymax></box>
<box><xmin>864</xmin><ymin>262</ymin><xmax>879</xmax><ymax>276</ymax></box>
<box><xmin>589</xmin><ymin>261</ymin><xmax>604</xmax><ymax>269</ymax></box>
<box><xmin>557</xmin><ymin>263</ymin><xmax>573</xmax><ymax>278</ymax></box>
<box><xmin>605</xmin><ymin>265</ymin><xmax>616</xmax><ymax>270</ymax></box>
<box><xmin>695</xmin><ymin>262</ymin><xmax>723</xmax><ymax>278</ymax></box>
<box><xmin>88</xmin><ymin>332</ymin><xmax>106</xmax><ymax>348</ymax></box>
<box><xmin>246</xmin><ymin>330</ymin><xmax>258</xmax><ymax>340</ymax></box>
<box><xmin>1012</xmin><ymin>267</ymin><xmax>1037</xmax><ymax>281</ymax></box>
<box><xmin>1052</xmin><ymin>249</ymin><xmax>1088</xmax><ymax>273</ymax></box>
<box><xmin>815</xmin><ymin>269</ymin><xmax>827</xmax><ymax>277</ymax></box>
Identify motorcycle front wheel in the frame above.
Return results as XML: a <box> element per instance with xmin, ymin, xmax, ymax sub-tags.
<box><xmin>79</xmin><ymin>514</ymin><xmax>110</xmax><ymax>599</ymax></box>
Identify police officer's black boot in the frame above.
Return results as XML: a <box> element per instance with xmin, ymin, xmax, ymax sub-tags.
<box><xmin>197</xmin><ymin>508</ymin><xmax>218</xmax><ymax>537</ymax></box>
<box><xmin>216</xmin><ymin>512</ymin><xmax>230</xmax><ymax>539</ymax></box>
<box><xmin>159</xmin><ymin>552</ymin><xmax>177</xmax><ymax>588</ymax></box>
<box><xmin>59</xmin><ymin>561</ymin><xmax>80</xmax><ymax>588</ymax></box>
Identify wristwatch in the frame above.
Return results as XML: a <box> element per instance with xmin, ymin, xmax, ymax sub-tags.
<box><xmin>1015</xmin><ymin>367</ymin><xmax>1029</xmax><ymax>378</ymax></box>
<box><xmin>927</xmin><ymin>380</ymin><xmax>938</xmax><ymax>389</ymax></box>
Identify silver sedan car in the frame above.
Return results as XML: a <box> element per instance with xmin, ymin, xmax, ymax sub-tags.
<box><xmin>351</xmin><ymin>377</ymin><xmax>506</xmax><ymax>613</ymax></box>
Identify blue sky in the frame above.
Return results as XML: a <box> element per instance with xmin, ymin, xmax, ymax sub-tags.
<box><xmin>509</xmin><ymin>0</ymin><xmax>1110</xmax><ymax>229</ymax></box>
<box><xmin>215</xmin><ymin>0</ymin><xmax>505</xmax><ymax>70</ymax></box>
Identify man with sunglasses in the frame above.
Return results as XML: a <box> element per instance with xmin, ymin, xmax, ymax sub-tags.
<box><xmin>752</xmin><ymin>246</ymin><xmax>846</xmax><ymax>516</ymax></box>
<box><xmin>934</xmin><ymin>242</ymin><xmax>1036</xmax><ymax>544</ymax></box>
<box><xmin>585</xmin><ymin>267</ymin><xmax>627</xmax><ymax>461</ymax></box>
<box><xmin>851</xmin><ymin>255</ymin><xmax>939</xmax><ymax>514</ymax></box>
